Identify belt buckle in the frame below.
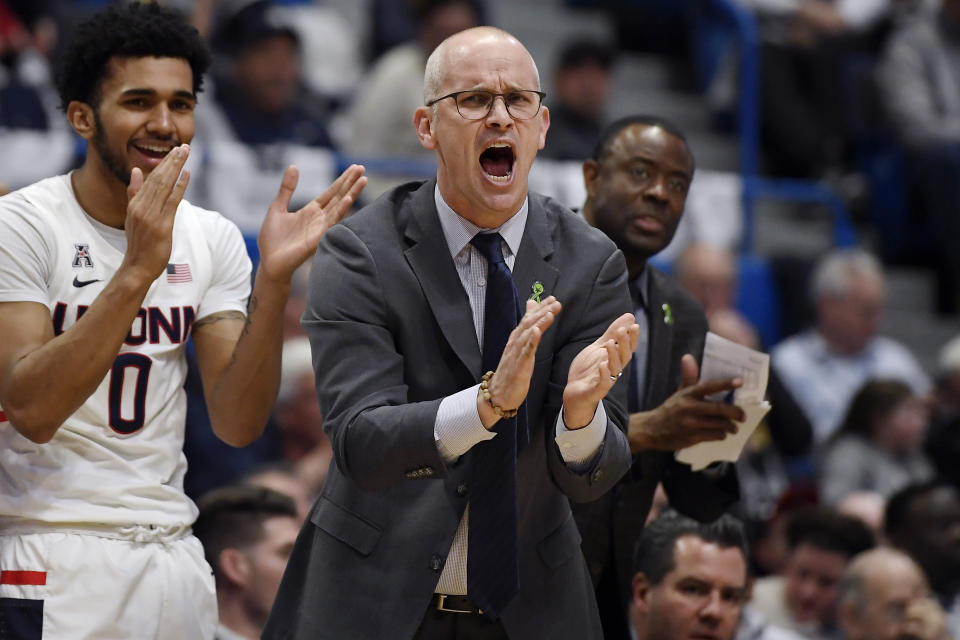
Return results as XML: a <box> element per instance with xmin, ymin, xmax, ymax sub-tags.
<box><xmin>435</xmin><ymin>594</ymin><xmax>483</xmax><ymax>615</ymax></box>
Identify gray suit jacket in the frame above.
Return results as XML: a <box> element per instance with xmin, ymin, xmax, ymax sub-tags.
<box><xmin>263</xmin><ymin>180</ymin><xmax>633</xmax><ymax>640</ymax></box>
<box><xmin>574</xmin><ymin>267</ymin><xmax>740</xmax><ymax>613</ymax></box>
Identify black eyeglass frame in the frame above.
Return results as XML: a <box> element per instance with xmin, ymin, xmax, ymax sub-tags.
<box><xmin>426</xmin><ymin>90</ymin><xmax>547</xmax><ymax>120</ymax></box>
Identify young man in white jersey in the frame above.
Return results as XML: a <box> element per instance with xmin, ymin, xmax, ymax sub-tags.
<box><xmin>0</xmin><ymin>4</ymin><xmax>366</xmax><ymax>638</ymax></box>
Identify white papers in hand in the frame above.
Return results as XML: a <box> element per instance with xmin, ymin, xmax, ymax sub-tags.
<box><xmin>674</xmin><ymin>332</ymin><xmax>772</xmax><ymax>471</ymax></box>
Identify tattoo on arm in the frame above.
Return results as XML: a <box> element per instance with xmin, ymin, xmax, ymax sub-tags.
<box><xmin>225</xmin><ymin>296</ymin><xmax>258</xmax><ymax>369</ymax></box>
<box><xmin>193</xmin><ymin>310</ymin><xmax>245</xmax><ymax>329</ymax></box>
<box><xmin>240</xmin><ymin>295</ymin><xmax>258</xmax><ymax>340</ymax></box>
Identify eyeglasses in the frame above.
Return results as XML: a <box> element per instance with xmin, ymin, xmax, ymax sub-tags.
<box><xmin>427</xmin><ymin>90</ymin><xmax>546</xmax><ymax>120</ymax></box>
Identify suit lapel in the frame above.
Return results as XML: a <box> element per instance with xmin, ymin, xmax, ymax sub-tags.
<box><xmin>644</xmin><ymin>268</ymin><xmax>675</xmax><ymax>409</ymax></box>
<box><xmin>511</xmin><ymin>196</ymin><xmax>558</xmax><ymax>323</ymax></box>
<box><xmin>403</xmin><ymin>182</ymin><xmax>482</xmax><ymax>378</ymax></box>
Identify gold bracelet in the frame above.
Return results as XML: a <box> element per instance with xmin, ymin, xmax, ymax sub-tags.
<box><xmin>479</xmin><ymin>370</ymin><xmax>518</xmax><ymax>418</ymax></box>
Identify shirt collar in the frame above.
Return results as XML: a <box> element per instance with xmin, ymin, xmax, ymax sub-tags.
<box><xmin>434</xmin><ymin>183</ymin><xmax>528</xmax><ymax>260</ymax></box>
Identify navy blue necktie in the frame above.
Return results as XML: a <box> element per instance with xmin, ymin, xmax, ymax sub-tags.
<box><xmin>467</xmin><ymin>232</ymin><xmax>524</xmax><ymax>619</ymax></box>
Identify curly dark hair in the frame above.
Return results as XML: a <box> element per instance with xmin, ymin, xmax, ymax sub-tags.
<box><xmin>56</xmin><ymin>2</ymin><xmax>210</xmax><ymax>110</ymax></box>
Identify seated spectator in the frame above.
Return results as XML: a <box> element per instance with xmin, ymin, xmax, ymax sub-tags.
<box><xmin>925</xmin><ymin>335</ymin><xmax>960</xmax><ymax>490</ymax></box>
<box><xmin>630</xmin><ymin>510</ymin><xmax>749</xmax><ymax>640</ymax></box>
<box><xmin>244</xmin><ymin>462</ymin><xmax>313</xmax><ymax>524</ymax></box>
<box><xmin>274</xmin><ymin>335</ymin><xmax>332</xmax><ymax>496</ymax></box>
<box><xmin>877</xmin><ymin>0</ymin><xmax>960</xmax><ymax>313</ymax></box>
<box><xmin>885</xmin><ymin>482</ymin><xmax>960</xmax><ymax>637</ymax></box>
<box><xmin>204</xmin><ymin>0</ymin><xmax>334</xmax><ymax>148</ymax></box>
<box><xmin>0</xmin><ymin>0</ymin><xmax>76</xmax><ymax>188</ymax></box>
<box><xmin>837</xmin><ymin>548</ymin><xmax>951</xmax><ymax>640</ymax></box>
<box><xmin>734</xmin><ymin>0</ymin><xmax>897</xmax><ymax>178</ymax></box>
<box><xmin>834</xmin><ymin>491</ymin><xmax>886</xmax><ymax>541</ymax></box>
<box><xmin>750</xmin><ymin>485</ymin><xmax>820</xmax><ymax>578</ymax></box>
<box><xmin>193</xmin><ymin>485</ymin><xmax>300</xmax><ymax>640</ymax></box>
<box><xmin>772</xmin><ymin>248</ymin><xmax>930</xmax><ymax>446</ymax></box>
<box><xmin>540</xmin><ymin>37</ymin><xmax>614</xmax><ymax>161</ymax></box>
<box><xmin>675</xmin><ymin>243</ymin><xmax>741</xmax><ymax>318</ymax></box>
<box><xmin>347</xmin><ymin>0</ymin><xmax>481</xmax><ymax>160</ymax></box>
<box><xmin>749</xmin><ymin>507</ymin><xmax>874</xmax><ymax>639</ymax></box>
<box><xmin>819</xmin><ymin>379</ymin><xmax>933</xmax><ymax>507</ymax></box>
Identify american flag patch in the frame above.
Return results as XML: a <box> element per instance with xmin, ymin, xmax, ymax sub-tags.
<box><xmin>166</xmin><ymin>263</ymin><xmax>192</xmax><ymax>283</ymax></box>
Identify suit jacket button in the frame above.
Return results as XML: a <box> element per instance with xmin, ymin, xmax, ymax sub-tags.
<box><xmin>430</xmin><ymin>554</ymin><xmax>443</xmax><ymax>572</ymax></box>
<box><xmin>456</xmin><ymin>483</ymin><xmax>468</xmax><ymax>496</ymax></box>
<box><xmin>591</xmin><ymin>469</ymin><xmax>604</xmax><ymax>483</ymax></box>
<box><xmin>424</xmin><ymin>467</ymin><xmax>434</xmax><ymax>476</ymax></box>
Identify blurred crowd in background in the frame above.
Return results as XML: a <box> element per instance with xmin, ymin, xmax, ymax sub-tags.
<box><xmin>3</xmin><ymin>0</ymin><xmax>960</xmax><ymax>638</ymax></box>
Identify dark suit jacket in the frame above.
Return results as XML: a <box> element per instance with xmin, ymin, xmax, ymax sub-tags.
<box><xmin>573</xmin><ymin>267</ymin><xmax>740</xmax><ymax>613</ymax></box>
<box><xmin>262</xmin><ymin>180</ymin><xmax>633</xmax><ymax>640</ymax></box>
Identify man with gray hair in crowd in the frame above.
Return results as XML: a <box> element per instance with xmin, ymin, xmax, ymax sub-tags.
<box><xmin>771</xmin><ymin>247</ymin><xmax>929</xmax><ymax>445</ymax></box>
<box><xmin>836</xmin><ymin>548</ymin><xmax>952</xmax><ymax>640</ymax></box>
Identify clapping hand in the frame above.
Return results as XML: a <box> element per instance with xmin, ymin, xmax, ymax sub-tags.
<box><xmin>257</xmin><ymin>164</ymin><xmax>367</xmax><ymax>284</ymax></box>
<box><xmin>562</xmin><ymin>312</ymin><xmax>640</xmax><ymax>429</ymax></box>
<box><xmin>478</xmin><ymin>297</ymin><xmax>562</xmax><ymax>429</ymax></box>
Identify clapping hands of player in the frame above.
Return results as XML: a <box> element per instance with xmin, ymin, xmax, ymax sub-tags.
<box><xmin>562</xmin><ymin>313</ymin><xmax>639</xmax><ymax>429</ymax></box>
<box><xmin>123</xmin><ymin>144</ymin><xmax>190</xmax><ymax>283</ymax></box>
<box><xmin>257</xmin><ymin>164</ymin><xmax>367</xmax><ymax>284</ymax></box>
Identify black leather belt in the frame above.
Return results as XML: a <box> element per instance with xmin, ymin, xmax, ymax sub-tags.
<box><xmin>430</xmin><ymin>594</ymin><xmax>484</xmax><ymax>615</ymax></box>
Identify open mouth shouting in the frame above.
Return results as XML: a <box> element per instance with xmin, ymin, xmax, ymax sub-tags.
<box><xmin>479</xmin><ymin>142</ymin><xmax>515</xmax><ymax>184</ymax></box>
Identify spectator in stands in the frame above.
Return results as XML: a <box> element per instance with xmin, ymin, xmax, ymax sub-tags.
<box><xmin>675</xmin><ymin>243</ymin><xmax>741</xmax><ymax>318</ymax></box>
<box><xmin>205</xmin><ymin>0</ymin><xmax>334</xmax><ymax>148</ymax></box>
<box><xmin>886</xmin><ymin>482</ymin><xmax>960</xmax><ymax>636</ymax></box>
<box><xmin>540</xmin><ymin>37</ymin><xmax>614</xmax><ymax>161</ymax></box>
<box><xmin>818</xmin><ymin>379</ymin><xmax>933</xmax><ymax>506</ymax></box>
<box><xmin>273</xmin><ymin>335</ymin><xmax>332</xmax><ymax>496</ymax></box>
<box><xmin>244</xmin><ymin>462</ymin><xmax>313</xmax><ymax>524</ymax></box>
<box><xmin>734</xmin><ymin>0</ymin><xmax>897</xmax><ymax>178</ymax></box>
<box><xmin>877</xmin><ymin>0</ymin><xmax>960</xmax><ymax>313</ymax></box>
<box><xmin>194</xmin><ymin>485</ymin><xmax>300</xmax><ymax>640</ymax></box>
<box><xmin>0</xmin><ymin>0</ymin><xmax>76</xmax><ymax>188</ymax></box>
<box><xmin>925</xmin><ymin>335</ymin><xmax>960</xmax><ymax>490</ymax></box>
<box><xmin>771</xmin><ymin>247</ymin><xmax>930</xmax><ymax>446</ymax></box>
<box><xmin>834</xmin><ymin>491</ymin><xmax>886</xmax><ymax>541</ymax></box>
<box><xmin>749</xmin><ymin>507</ymin><xmax>874</xmax><ymax>639</ymax></box>
<box><xmin>837</xmin><ymin>548</ymin><xmax>952</xmax><ymax>640</ymax></box>
<box><xmin>630</xmin><ymin>510</ymin><xmax>749</xmax><ymax>640</ymax></box>
<box><xmin>347</xmin><ymin>0</ymin><xmax>481</xmax><ymax>160</ymax></box>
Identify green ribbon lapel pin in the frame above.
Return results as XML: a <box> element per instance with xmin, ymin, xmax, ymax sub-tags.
<box><xmin>662</xmin><ymin>303</ymin><xmax>674</xmax><ymax>325</ymax></box>
<box><xmin>530</xmin><ymin>281</ymin><xmax>544</xmax><ymax>303</ymax></box>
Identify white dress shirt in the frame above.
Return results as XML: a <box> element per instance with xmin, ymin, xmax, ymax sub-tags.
<box><xmin>431</xmin><ymin>185</ymin><xmax>606</xmax><ymax>595</ymax></box>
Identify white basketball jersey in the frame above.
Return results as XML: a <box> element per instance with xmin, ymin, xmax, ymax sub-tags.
<box><xmin>0</xmin><ymin>174</ymin><xmax>251</xmax><ymax>527</ymax></box>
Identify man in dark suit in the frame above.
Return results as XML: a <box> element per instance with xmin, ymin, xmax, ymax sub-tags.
<box><xmin>263</xmin><ymin>27</ymin><xmax>638</xmax><ymax>640</ymax></box>
<box><xmin>573</xmin><ymin>115</ymin><xmax>744</xmax><ymax>639</ymax></box>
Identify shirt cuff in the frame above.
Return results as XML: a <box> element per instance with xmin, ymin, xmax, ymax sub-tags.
<box><xmin>555</xmin><ymin>401</ymin><xmax>606</xmax><ymax>468</ymax></box>
<box><xmin>435</xmin><ymin>384</ymin><xmax>496</xmax><ymax>463</ymax></box>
